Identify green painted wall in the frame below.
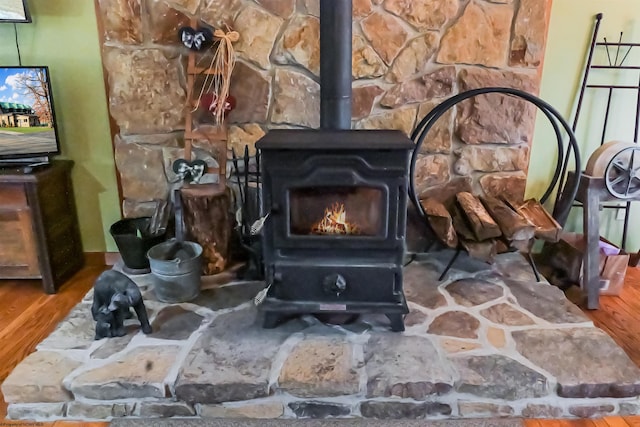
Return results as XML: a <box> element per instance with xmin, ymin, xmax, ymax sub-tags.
<box><xmin>0</xmin><ymin>0</ymin><xmax>120</xmax><ymax>252</ymax></box>
<box><xmin>533</xmin><ymin>0</ymin><xmax>640</xmax><ymax>251</ymax></box>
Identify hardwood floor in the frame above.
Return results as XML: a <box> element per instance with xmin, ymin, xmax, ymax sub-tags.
<box><xmin>0</xmin><ymin>266</ymin><xmax>109</xmax><ymax>427</ymax></box>
<box><xmin>1</xmin><ymin>265</ymin><xmax>640</xmax><ymax>426</ymax></box>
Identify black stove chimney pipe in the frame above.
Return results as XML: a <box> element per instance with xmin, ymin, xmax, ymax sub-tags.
<box><xmin>320</xmin><ymin>0</ymin><xmax>352</xmax><ymax>130</ymax></box>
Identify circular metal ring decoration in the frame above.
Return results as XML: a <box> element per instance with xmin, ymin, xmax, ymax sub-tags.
<box><xmin>605</xmin><ymin>145</ymin><xmax>640</xmax><ymax>199</ymax></box>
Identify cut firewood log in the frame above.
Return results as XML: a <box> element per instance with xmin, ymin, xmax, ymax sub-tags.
<box><xmin>420</xmin><ymin>198</ymin><xmax>458</xmax><ymax>248</ymax></box>
<box><xmin>480</xmin><ymin>196</ymin><xmax>535</xmax><ymax>241</ymax></box>
<box><xmin>180</xmin><ymin>183</ymin><xmax>232</xmax><ymax>275</ymax></box>
<box><xmin>456</xmin><ymin>192</ymin><xmax>502</xmax><ymax>241</ymax></box>
<box><xmin>512</xmin><ymin>198</ymin><xmax>562</xmax><ymax>242</ymax></box>
<box><xmin>460</xmin><ymin>238</ymin><xmax>497</xmax><ymax>263</ymax></box>
<box><xmin>450</xmin><ymin>204</ymin><xmax>476</xmax><ymax>241</ymax></box>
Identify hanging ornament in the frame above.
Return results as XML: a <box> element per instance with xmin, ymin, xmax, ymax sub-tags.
<box><xmin>192</xmin><ymin>26</ymin><xmax>239</xmax><ymax>126</ymax></box>
<box><xmin>199</xmin><ymin>93</ymin><xmax>236</xmax><ymax>117</ymax></box>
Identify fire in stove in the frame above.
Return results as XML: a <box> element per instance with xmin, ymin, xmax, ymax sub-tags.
<box><xmin>311</xmin><ymin>202</ymin><xmax>361</xmax><ymax>236</ymax></box>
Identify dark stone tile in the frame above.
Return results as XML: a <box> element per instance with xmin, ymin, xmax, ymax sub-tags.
<box><xmin>365</xmin><ymin>334</ymin><xmax>455</xmax><ymax>399</ymax></box>
<box><xmin>360</xmin><ymin>401</ymin><xmax>451</xmax><ymax>419</ymax></box>
<box><xmin>445</xmin><ymin>278</ymin><xmax>504</xmax><ymax>306</ymax></box>
<box><xmin>404</xmin><ymin>308</ymin><xmax>428</xmax><ymax>327</ymax></box>
<box><xmin>506</xmin><ymin>279</ymin><xmax>589</xmax><ymax>324</ymax></box>
<box><xmin>521</xmin><ymin>404</ymin><xmax>563</xmax><ymax>418</ymax></box>
<box><xmin>174</xmin><ymin>306</ymin><xmax>307</xmax><ymax>404</ymax></box>
<box><xmin>403</xmin><ymin>262</ymin><xmax>447</xmax><ymax>309</ymax></box>
<box><xmin>191</xmin><ymin>281</ymin><xmax>265</xmax><ymax>310</ymax></box>
<box><xmin>288</xmin><ymin>401</ymin><xmax>351</xmax><ymax>418</ymax></box>
<box><xmin>452</xmin><ymin>354</ymin><xmax>549</xmax><ymax>399</ymax></box>
<box><xmin>513</xmin><ymin>328</ymin><xmax>640</xmax><ymax>398</ymax></box>
<box><xmin>569</xmin><ymin>404</ymin><xmax>615</xmax><ymax>418</ymax></box>
<box><xmin>150</xmin><ymin>306</ymin><xmax>204</xmax><ymax>340</ymax></box>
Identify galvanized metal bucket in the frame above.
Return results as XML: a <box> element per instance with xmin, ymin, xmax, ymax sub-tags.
<box><xmin>147</xmin><ymin>240</ymin><xmax>203</xmax><ymax>303</ymax></box>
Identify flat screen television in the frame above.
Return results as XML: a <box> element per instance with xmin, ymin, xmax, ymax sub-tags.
<box><xmin>0</xmin><ymin>66</ymin><xmax>60</xmax><ymax>165</ymax></box>
<box><xmin>0</xmin><ymin>0</ymin><xmax>31</xmax><ymax>23</ymax></box>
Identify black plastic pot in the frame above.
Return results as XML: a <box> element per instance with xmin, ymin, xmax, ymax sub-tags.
<box><xmin>110</xmin><ymin>217</ymin><xmax>167</xmax><ymax>273</ymax></box>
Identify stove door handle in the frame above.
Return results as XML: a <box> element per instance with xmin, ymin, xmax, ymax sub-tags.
<box><xmin>323</xmin><ymin>274</ymin><xmax>347</xmax><ymax>297</ymax></box>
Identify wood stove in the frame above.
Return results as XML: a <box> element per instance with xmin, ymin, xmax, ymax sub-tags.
<box><xmin>256</xmin><ymin>130</ymin><xmax>412</xmax><ymax>331</ymax></box>
<box><xmin>254</xmin><ymin>0</ymin><xmax>413</xmax><ymax>331</ymax></box>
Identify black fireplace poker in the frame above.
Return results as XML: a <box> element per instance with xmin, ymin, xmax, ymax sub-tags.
<box><xmin>320</xmin><ymin>0</ymin><xmax>352</xmax><ymax>130</ymax></box>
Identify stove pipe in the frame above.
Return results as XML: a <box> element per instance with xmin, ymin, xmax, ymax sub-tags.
<box><xmin>320</xmin><ymin>0</ymin><xmax>352</xmax><ymax>130</ymax></box>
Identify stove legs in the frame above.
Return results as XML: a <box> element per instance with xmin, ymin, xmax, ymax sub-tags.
<box><xmin>386</xmin><ymin>313</ymin><xmax>405</xmax><ymax>332</ymax></box>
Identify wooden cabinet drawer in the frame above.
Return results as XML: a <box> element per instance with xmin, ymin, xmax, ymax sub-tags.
<box><xmin>0</xmin><ymin>207</ymin><xmax>40</xmax><ymax>278</ymax></box>
<box><xmin>0</xmin><ymin>184</ymin><xmax>27</xmax><ymax>208</ymax></box>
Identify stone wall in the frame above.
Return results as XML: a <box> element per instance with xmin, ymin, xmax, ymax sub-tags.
<box><xmin>95</xmin><ymin>0</ymin><xmax>552</xmax><ymax>215</ymax></box>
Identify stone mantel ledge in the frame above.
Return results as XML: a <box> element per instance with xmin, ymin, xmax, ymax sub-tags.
<box><xmin>3</xmin><ymin>253</ymin><xmax>640</xmax><ymax>421</ymax></box>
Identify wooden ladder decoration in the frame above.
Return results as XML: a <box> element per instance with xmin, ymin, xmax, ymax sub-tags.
<box><xmin>183</xmin><ymin>18</ymin><xmax>228</xmax><ymax>188</ymax></box>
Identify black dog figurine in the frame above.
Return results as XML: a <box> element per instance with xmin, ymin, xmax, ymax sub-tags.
<box><xmin>91</xmin><ymin>270</ymin><xmax>152</xmax><ymax>339</ymax></box>
<box><xmin>93</xmin><ymin>305</ymin><xmax>116</xmax><ymax>340</ymax></box>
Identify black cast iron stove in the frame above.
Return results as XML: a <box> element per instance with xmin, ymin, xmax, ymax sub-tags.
<box><xmin>255</xmin><ymin>0</ymin><xmax>413</xmax><ymax>331</ymax></box>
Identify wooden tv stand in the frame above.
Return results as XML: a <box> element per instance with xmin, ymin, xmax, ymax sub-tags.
<box><xmin>0</xmin><ymin>160</ymin><xmax>83</xmax><ymax>293</ymax></box>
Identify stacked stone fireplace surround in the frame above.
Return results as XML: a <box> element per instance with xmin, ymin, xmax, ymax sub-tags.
<box><xmin>97</xmin><ymin>0</ymin><xmax>550</xmax><ymax>215</ymax></box>
<box><xmin>9</xmin><ymin>0</ymin><xmax>638</xmax><ymax>422</ymax></box>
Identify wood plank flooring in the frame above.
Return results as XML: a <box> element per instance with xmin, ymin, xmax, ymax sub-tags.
<box><xmin>1</xmin><ymin>264</ymin><xmax>640</xmax><ymax>426</ymax></box>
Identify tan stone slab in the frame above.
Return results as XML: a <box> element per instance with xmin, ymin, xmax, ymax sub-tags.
<box><xmin>458</xmin><ymin>401</ymin><xmax>514</xmax><ymax>417</ymax></box>
<box><xmin>439</xmin><ymin>339</ymin><xmax>482</xmax><ymax>354</ymax></box>
<box><xmin>384</xmin><ymin>0</ymin><xmax>458</xmax><ymax>31</ymax></box>
<box><xmin>2</xmin><ymin>351</ymin><xmax>81</xmax><ymax>403</ymax></box>
<box><xmin>356</xmin><ymin>107</ymin><xmax>417</xmax><ymax>137</ymax></box>
<box><xmin>274</xmin><ymin>15</ymin><xmax>320</xmax><ymax>75</ymax></box>
<box><xmin>198</xmin><ymin>402</ymin><xmax>284</xmax><ymax>418</ymax></box>
<box><xmin>234</xmin><ymin>5</ymin><xmax>283</xmax><ymax>69</ymax></box>
<box><xmin>437</xmin><ymin>1</ymin><xmax>513</xmax><ymax>68</ymax></box>
<box><xmin>69</xmin><ymin>346</ymin><xmax>181</xmax><ymax>400</ymax></box>
<box><xmin>428</xmin><ymin>311</ymin><xmax>480</xmax><ymax>339</ymax></box>
<box><xmin>278</xmin><ymin>338</ymin><xmax>359</xmax><ymax>398</ymax></box>
<box><xmin>387</xmin><ymin>33</ymin><xmax>440</xmax><ymax>83</ymax></box>
<box><xmin>480</xmin><ymin>303</ymin><xmax>535</xmax><ymax>326</ymax></box>
<box><xmin>352</xmin><ymin>35</ymin><xmax>387</xmax><ymax>79</ymax></box>
<box><xmin>103</xmin><ymin>48</ymin><xmax>186</xmax><ymax>135</ymax></box>
<box><xmin>271</xmin><ymin>69</ymin><xmax>320</xmax><ymax>128</ymax></box>
<box><xmin>510</xmin><ymin>0</ymin><xmax>551</xmax><ymax>67</ymax></box>
<box><xmin>361</xmin><ymin>12</ymin><xmax>408</xmax><ymax>65</ymax></box>
<box><xmin>417</xmin><ymin>101</ymin><xmax>453</xmax><ymax>154</ymax></box>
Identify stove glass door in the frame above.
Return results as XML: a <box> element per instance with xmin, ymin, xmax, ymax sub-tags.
<box><xmin>289</xmin><ymin>186</ymin><xmax>384</xmax><ymax>237</ymax></box>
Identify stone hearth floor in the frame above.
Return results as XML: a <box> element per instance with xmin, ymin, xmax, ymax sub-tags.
<box><xmin>4</xmin><ymin>252</ymin><xmax>640</xmax><ymax>422</ymax></box>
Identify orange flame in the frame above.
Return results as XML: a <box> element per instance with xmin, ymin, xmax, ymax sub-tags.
<box><xmin>311</xmin><ymin>202</ymin><xmax>361</xmax><ymax>235</ymax></box>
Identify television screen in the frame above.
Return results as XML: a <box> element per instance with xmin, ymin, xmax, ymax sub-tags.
<box><xmin>0</xmin><ymin>0</ymin><xmax>30</xmax><ymax>23</ymax></box>
<box><xmin>0</xmin><ymin>66</ymin><xmax>60</xmax><ymax>162</ymax></box>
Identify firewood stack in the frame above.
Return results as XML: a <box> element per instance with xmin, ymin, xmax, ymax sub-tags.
<box><xmin>420</xmin><ymin>192</ymin><xmax>562</xmax><ymax>263</ymax></box>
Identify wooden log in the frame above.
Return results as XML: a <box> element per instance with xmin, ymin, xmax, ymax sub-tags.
<box><xmin>512</xmin><ymin>198</ymin><xmax>562</xmax><ymax>242</ymax></box>
<box><xmin>460</xmin><ymin>238</ymin><xmax>497</xmax><ymax>263</ymax></box>
<box><xmin>180</xmin><ymin>183</ymin><xmax>232</xmax><ymax>275</ymax></box>
<box><xmin>450</xmin><ymin>204</ymin><xmax>476</xmax><ymax>241</ymax></box>
<box><xmin>456</xmin><ymin>192</ymin><xmax>502</xmax><ymax>241</ymax></box>
<box><xmin>420</xmin><ymin>198</ymin><xmax>458</xmax><ymax>248</ymax></box>
<box><xmin>480</xmin><ymin>196</ymin><xmax>535</xmax><ymax>241</ymax></box>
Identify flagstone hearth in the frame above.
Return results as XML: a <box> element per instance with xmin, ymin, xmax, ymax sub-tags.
<box><xmin>4</xmin><ymin>252</ymin><xmax>640</xmax><ymax>421</ymax></box>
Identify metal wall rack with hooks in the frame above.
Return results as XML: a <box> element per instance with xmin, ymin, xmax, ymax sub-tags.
<box><xmin>571</xmin><ymin>13</ymin><xmax>640</xmax><ymax>251</ymax></box>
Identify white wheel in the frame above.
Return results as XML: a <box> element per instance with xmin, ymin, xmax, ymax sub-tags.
<box><xmin>605</xmin><ymin>146</ymin><xmax>640</xmax><ymax>199</ymax></box>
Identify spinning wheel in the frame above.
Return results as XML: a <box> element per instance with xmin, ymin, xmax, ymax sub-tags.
<box><xmin>605</xmin><ymin>146</ymin><xmax>640</xmax><ymax>199</ymax></box>
<box><xmin>585</xmin><ymin>140</ymin><xmax>640</xmax><ymax>199</ymax></box>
